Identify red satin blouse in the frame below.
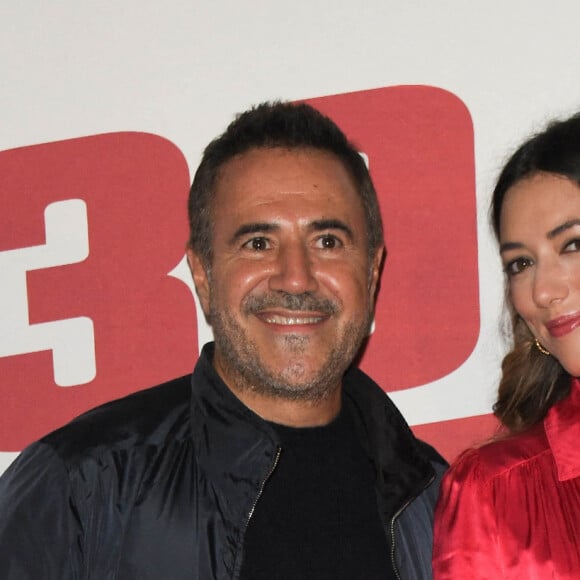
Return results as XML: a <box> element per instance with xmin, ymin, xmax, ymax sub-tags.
<box><xmin>433</xmin><ymin>378</ymin><xmax>580</xmax><ymax>579</ymax></box>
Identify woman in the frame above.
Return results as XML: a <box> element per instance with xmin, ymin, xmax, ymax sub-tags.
<box><xmin>433</xmin><ymin>112</ymin><xmax>580</xmax><ymax>579</ymax></box>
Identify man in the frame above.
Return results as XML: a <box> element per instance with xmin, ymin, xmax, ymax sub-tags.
<box><xmin>0</xmin><ymin>101</ymin><xmax>446</xmax><ymax>579</ymax></box>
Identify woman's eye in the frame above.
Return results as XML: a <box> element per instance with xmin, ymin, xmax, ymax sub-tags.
<box><xmin>563</xmin><ymin>238</ymin><xmax>580</xmax><ymax>253</ymax></box>
<box><xmin>243</xmin><ymin>237</ymin><xmax>270</xmax><ymax>251</ymax></box>
<box><xmin>505</xmin><ymin>257</ymin><xmax>533</xmax><ymax>276</ymax></box>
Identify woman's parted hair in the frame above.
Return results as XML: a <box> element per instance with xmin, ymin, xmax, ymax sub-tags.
<box><xmin>491</xmin><ymin>112</ymin><xmax>580</xmax><ymax>432</ymax></box>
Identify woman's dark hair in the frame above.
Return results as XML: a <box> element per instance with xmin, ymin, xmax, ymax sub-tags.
<box><xmin>491</xmin><ymin>112</ymin><xmax>580</xmax><ymax>432</ymax></box>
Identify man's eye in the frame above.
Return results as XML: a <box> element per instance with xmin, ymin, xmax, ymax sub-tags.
<box><xmin>505</xmin><ymin>257</ymin><xmax>533</xmax><ymax>276</ymax></box>
<box><xmin>316</xmin><ymin>235</ymin><xmax>342</xmax><ymax>249</ymax></box>
<box><xmin>243</xmin><ymin>237</ymin><xmax>270</xmax><ymax>251</ymax></box>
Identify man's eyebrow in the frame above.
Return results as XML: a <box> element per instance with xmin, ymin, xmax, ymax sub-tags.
<box><xmin>500</xmin><ymin>219</ymin><xmax>580</xmax><ymax>253</ymax></box>
<box><xmin>309</xmin><ymin>219</ymin><xmax>354</xmax><ymax>240</ymax></box>
<box><xmin>230</xmin><ymin>222</ymin><xmax>279</xmax><ymax>244</ymax></box>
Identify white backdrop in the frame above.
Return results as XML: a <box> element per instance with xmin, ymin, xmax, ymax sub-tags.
<box><xmin>1</xmin><ymin>0</ymin><xmax>580</xmax><ymax>475</ymax></box>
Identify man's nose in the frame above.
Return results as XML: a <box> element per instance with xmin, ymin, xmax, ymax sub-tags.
<box><xmin>268</xmin><ymin>243</ymin><xmax>318</xmax><ymax>295</ymax></box>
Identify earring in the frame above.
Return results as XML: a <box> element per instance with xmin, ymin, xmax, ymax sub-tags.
<box><xmin>534</xmin><ymin>338</ymin><xmax>551</xmax><ymax>356</ymax></box>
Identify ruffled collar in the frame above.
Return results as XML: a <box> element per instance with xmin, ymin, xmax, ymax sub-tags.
<box><xmin>544</xmin><ymin>377</ymin><xmax>580</xmax><ymax>481</ymax></box>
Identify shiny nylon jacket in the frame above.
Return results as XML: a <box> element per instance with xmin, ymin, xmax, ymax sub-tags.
<box><xmin>0</xmin><ymin>344</ymin><xmax>446</xmax><ymax>579</ymax></box>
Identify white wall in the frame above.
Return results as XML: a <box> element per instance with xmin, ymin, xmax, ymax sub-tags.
<box><xmin>2</xmin><ymin>0</ymin><xmax>580</xmax><ymax>473</ymax></box>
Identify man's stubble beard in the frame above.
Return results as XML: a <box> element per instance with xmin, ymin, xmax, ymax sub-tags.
<box><xmin>209</xmin><ymin>293</ymin><xmax>372</xmax><ymax>402</ymax></box>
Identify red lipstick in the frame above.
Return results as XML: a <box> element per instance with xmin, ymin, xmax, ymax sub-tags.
<box><xmin>546</xmin><ymin>313</ymin><xmax>580</xmax><ymax>338</ymax></box>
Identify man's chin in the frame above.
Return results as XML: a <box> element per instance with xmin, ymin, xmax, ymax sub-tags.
<box><xmin>265</xmin><ymin>332</ymin><xmax>314</xmax><ymax>354</ymax></box>
<box><xmin>252</xmin><ymin>363</ymin><xmax>340</xmax><ymax>402</ymax></box>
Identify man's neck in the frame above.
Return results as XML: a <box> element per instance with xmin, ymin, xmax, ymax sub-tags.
<box><xmin>211</xmin><ymin>349</ymin><xmax>343</xmax><ymax>427</ymax></box>
<box><xmin>233</xmin><ymin>387</ymin><xmax>342</xmax><ymax>427</ymax></box>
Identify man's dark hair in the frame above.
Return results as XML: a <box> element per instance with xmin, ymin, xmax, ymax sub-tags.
<box><xmin>187</xmin><ymin>101</ymin><xmax>384</xmax><ymax>265</ymax></box>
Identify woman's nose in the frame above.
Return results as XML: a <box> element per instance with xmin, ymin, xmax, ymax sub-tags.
<box><xmin>532</xmin><ymin>259</ymin><xmax>569</xmax><ymax>308</ymax></box>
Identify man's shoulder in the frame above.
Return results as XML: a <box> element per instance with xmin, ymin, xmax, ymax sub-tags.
<box><xmin>343</xmin><ymin>365</ymin><xmax>400</xmax><ymax>412</ymax></box>
<box><xmin>41</xmin><ymin>374</ymin><xmax>193</xmax><ymax>463</ymax></box>
<box><xmin>344</xmin><ymin>365</ymin><xmax>447</xmax><ymax>464</ymax></box>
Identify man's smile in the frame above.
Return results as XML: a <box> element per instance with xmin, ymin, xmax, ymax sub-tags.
<box><xmin>257</xmin><ymin>312</ymin><xmax>328</xmax><ymax>325</ymax></box>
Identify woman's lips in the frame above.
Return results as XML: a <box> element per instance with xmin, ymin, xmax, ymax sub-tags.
<box><xmin>546</xmin><ymin>314</ymin><xmax>580</xmax><ymax>338</ymax></box>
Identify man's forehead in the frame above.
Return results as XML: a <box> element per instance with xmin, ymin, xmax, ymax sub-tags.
<box><xmin>209</xmin><ymin>146</ymin><xmax>366</xmax><ymax>232</ymax></box>
<box><xmin>216</xmin><ymin>146</ymin><xmax>349</xmax><ymax>179</ymax></box>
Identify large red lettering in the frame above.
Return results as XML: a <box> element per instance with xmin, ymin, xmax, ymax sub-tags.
<box><xmin>0</xmin><ymin>133</ymin><xmax>196</xmax><ymax>450</ymax></box>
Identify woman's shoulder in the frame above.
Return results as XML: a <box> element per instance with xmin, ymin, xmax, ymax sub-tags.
<box><xmin>446</xmin><ymin>423</ymin><xmax>550</xmax><ymax>486</ymax></box>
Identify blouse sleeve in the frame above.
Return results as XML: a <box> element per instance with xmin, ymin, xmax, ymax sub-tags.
<box><xmin>432</xmin><ymin>449</ymin><xmax>501</xmax><ymax>579</ymax></box>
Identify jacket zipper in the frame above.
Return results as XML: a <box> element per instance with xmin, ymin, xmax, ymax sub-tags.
<box><xmin>247</xmin><ymin>445</ymin><xmax>282</xmax><ymax>523</ymax></box>
<box><xmin>389</xmin><ymin>499</ymin><xmax>409</xmax><ymax>580</ymax></box>
<box><xmin>389</xmin><ymin>471</ymin><xmax>436</xmax><ymax>580</ymax></box>
<box><xmin>232</xmin><ymin>445</ymin><xmax>282</xmax><ymax>580</ymax></box>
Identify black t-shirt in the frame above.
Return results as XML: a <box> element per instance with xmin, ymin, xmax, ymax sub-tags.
<box><xmin>240</xmin><ymin>406</ymin><xmax>395</xmax><ymax>580</ymax></box>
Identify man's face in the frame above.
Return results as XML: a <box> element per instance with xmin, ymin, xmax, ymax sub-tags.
<box><xmin>188</xmin><ymin>147</ymin><xmax>383</xmax><ymax>403</ymax></box>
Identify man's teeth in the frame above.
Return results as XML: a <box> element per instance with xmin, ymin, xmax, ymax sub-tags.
<box><xmin>264</xmin><ymin>314</ymin><xmax>323</xmax><ymax>325</ymax></box>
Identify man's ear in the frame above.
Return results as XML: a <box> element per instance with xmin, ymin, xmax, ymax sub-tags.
<box><xmin>186</xmin><ymin>248</ymin><xmax>211</xmax><ymax>318</ymax></box>
<box><xmin>369</xmin><ymin>245</ymin><xmax>385</xmax><ymax>298</ymax></box>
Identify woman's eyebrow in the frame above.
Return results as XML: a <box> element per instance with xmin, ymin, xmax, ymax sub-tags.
<box><xmin>500</xmin><ymin>219</ymin><xmax>580</xmax><ymax>253</ymax></box>
<box><xmin>500</xmin><ymin>241</ymin><xmax>523</xmax><ymax>254</ymax></box>
<box><xmin>547</xmin><ymin>219</ymin><xmax>580</xmax><ymax>239</ymax></box>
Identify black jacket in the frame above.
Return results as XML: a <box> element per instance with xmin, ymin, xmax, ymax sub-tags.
<box><xmin>0</xmin><ymin>344</ymin><xmax>446</xmax><ymax>579</ymax></box>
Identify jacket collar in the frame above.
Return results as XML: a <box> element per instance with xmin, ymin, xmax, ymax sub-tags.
<box><xmin>342</xmin><ymin>366</ymin><xmax>436</xmax><ymax>518</ymax></box>
<box><xmin>189</xmin><ymin>343</ymin><xmax>279</xmax><ymax>488</ymax></box>
<box><xmin>188</xmin><ymin>344</ymin><xmax>281</xmax><ymax>577</ymax></box>
<box><xmin>190</xmin><ymin>343</ymin><xmax>436</xmax><ymax>519</ymax></box>
<box><xmin>544</xmin><ymin>377</ymin><xmax>580</xmax><ymax>481</ymax></box>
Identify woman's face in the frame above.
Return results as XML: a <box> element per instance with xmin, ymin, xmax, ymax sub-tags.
<box><xmin>500</xmin><ymin>172</ymin><xmax>580</xmax><ymax>377</ymax></box>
